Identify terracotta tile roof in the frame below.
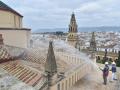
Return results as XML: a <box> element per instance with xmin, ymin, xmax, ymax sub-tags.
<box><xmin>0</xmin><ymin>46</ymin><xmax>12</xmax><ymax>62</ymax></box>
<box><xmin>0</xmin><ymin>1</ymin><xmax>23</xmax><ymax>17</ymax></box>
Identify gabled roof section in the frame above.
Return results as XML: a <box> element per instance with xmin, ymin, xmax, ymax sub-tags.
<box><xmin>0</xmin><ymin>1</ymin><xmax>23</xmax><ymax>17</ymax></box>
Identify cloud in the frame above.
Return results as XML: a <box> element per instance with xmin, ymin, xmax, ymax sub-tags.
<box><xmin>1</xmin><ymin>0</ymin><xmax>120</xmax><ymax>31</ymax></box>
<box><xmin>77</xmin><ymin>2</ymin><xmax>101</xmax><ymax>13</ymax></box>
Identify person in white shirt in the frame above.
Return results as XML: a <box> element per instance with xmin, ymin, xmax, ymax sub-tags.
<box><xmin>111</xmin><ymin>62</ymin><xmax>117</xmax><ymax>81</ymax></box>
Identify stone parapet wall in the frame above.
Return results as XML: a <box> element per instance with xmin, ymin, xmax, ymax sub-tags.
<box><xmin>5</xmin><ymin>45</ymin><xmax>25</xmax><ymax>58</ymax></box>
<box><xmin>97</xmin><ymin>48</ymin><xmax>119</xmax><ymax>53</ymax></box>
<box><xmin>55</xmin><ymin>52</ymin><xmax>84</xmax><ymax>65</ymax></box>
<box><xmin>50</xmin><ymin>61</ymin><xmax>91</xmax><ymax>90</ymax></box>
<box><xmin>0</xmin><ymin>29</ymin><xmax>31</xmax><ymax>48</ymax></box>
<box><xmin>50</xmin><ymin>51</ymin><xmax>92</xmax><ymax>90</ymax></box>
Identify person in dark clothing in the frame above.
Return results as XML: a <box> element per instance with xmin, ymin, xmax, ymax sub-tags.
<box><xmin>102</xmin><ymin>62</ymin><xmax>109</xmax><ymax>85</ymax></box>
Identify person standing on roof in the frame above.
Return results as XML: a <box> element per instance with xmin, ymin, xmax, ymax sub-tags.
<box><xmin>111</xmin><ymin>61</ymin><xmax>117</xmax><ymax>81</ymax></box>
<box><xmin>102</xmin><ymin>62</ymin><xmax>109</xmax><ymax>85</ymax></box>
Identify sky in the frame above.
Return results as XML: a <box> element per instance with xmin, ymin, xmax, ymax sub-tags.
<box><xmin>2</xmin><ymin>0</ymin><xmax>120</xmax><ymax>31</ymax></box>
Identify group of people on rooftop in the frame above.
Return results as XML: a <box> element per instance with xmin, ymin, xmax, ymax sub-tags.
<box><xmin>100</xmin><ymin>61</ymin><xmax>117</xmax><ymax>85</ymax></box>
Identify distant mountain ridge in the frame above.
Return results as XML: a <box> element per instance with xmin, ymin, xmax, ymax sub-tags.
<box><xmin>33</xmin><ymin>26</ymin><xmax>120</xmax><ymax>33</ymax></box>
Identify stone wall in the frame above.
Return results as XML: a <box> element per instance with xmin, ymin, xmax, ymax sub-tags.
<box><xmin>0</xmin><ymin>29</ymin><xmax>31</xmax><ymax>48</ymax></box>
<box><xmin>50</xmin><ymin>52</ymin><xmax>92</xmax><ymax>90</ymax></box>
<box><xmin>0</xmin><ymin>10</ymin><xmax>22</xmax><ymax>28</ymax></box>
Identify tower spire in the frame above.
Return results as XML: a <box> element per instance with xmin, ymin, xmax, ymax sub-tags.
<box><xmin>45</xmin><ymin>41</ymin><xmax>57</xmax><ymax>76</ymax></box>
<box><xmin>90</xmin><ymin>32</ymin><xmax>96</xmax><ymax>52</ymax></box>
<box><xmin>89</xmin><ymin>32</ymin><xmax>97</xmax><ymax>62</ymax></box>
<box><xmin>69</xmin><ymin>12</ymin><xmax>77</xmax><ymax>33</ymax></box>
<box><xmin>91</xmin><ymin>32</ymin><xmax>95</xmax><ymax>42</ymax></box>
<box><xmin>67</xmin><ymin>13</ymin><xmax>78</xmax><ymax>47</ymax></box>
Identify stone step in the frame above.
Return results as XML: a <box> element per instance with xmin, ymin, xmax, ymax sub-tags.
<box><xmin>11</xmin><ymin>66</ymin><xmax>24</xmax><ymax>75</ymax></box>
<box><xmin>22</xmin><ymin>71</ymin><xmax>34</xmax><ymax>82</ymax></box>
<box><xmin>3</xmin><ymin>65</ymin><xmax>16</xmax><ymax>71</ymax></box>
<box><xmin>34</xmin><ymin>77</ymin><xmax>46</xmax><ymax>89</ymax></box>
<box><xmin>2</xmin><ymin>65</ymin><xmax>10</xmax><ymax>70</ymax></box>
<box><xmin>27</xmin><ymin>74</ymin><xmax>41</xmax><ymax>86</ymax></box>
<box><xmin>19</xmin><ymin>70</ymin><xmax>30</xmax><ymax>80</ymax></box>
<box><xmin>21</xmin><ymin>70</ymin><xmax>32</xmax><ymax>81</ymax></box>
<box><xmin>17</xmin><ymin>69</ymin><xmax>28</xmax><ymax>78</ymax></box>
<box><xmin>9</xmin><ymin>66</ymin><xmax>21</xmax><ymax>74</ymax></box>
<box><xmin>14</xmin><ymin>68</ymin><xmax>26</xmax><ymax>77</ymax></box>
<box><xmin>25</xmin><ymin>73</ymin><xmax>37</xmax><ymax>83</ymax></box>
<box><xmin>32</xmin><ymin>75</ymin><xmax>42</xmax><ymax>87</ymax></box>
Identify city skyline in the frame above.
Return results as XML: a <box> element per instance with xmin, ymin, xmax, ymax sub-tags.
<box><xmin>2</xmin><ymin>0</ymin><xmax>120</xmax><ymax>31</ymax></box>
<box><xmin>0</xmin><ymin>1</ymin><xmax>120</xmax><ymax>89</ymax></box>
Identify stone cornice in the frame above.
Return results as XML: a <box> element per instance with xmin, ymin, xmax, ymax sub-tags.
<box><xmin>0</xmin><ymin>27</ymin><xmax>31</xmax><ymax>31</ymax></box>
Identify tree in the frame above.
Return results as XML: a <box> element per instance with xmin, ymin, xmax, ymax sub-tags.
<box><xmin>116</xmin><ymin>51</ymin><xmax>120</xmax><ymax>67</ymax></box>
<box><xmin>56</xmin><ymin>31</ymin><xmax>63</xmax><ymax>36</ymax></box>
<box><xmin>79</xmin><ymin>47</ymin><xmax>80</xmax><ymax>51</ymax></box>
<box><xmin>102</xmin><ymin>49</ymin><xmax>108</xmax><ymax>64</ymax></box>
<box><xmin>97</xmin><ymin>56</ymin><xmax>100</xmax><ymax>60</ymax></box>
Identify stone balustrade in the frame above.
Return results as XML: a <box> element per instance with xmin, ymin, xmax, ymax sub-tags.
<box><xmin>97</xmin><ymin>48</ymin><xmax>119</xmax><ymax>54</ymax></box>
<box><xmin>50</xmin><ymin>60</ymin><xmax>91</xmax><ymax>90</ymax></box>
<box><xmin>50</xmin><ymin>51</ymin><xmax>92</xmax><ymax>90</ymax></box>
<box><xmin>55</xmin><ymin>52</ymin><xmax>84</xmax><ymax>65</ymax></box>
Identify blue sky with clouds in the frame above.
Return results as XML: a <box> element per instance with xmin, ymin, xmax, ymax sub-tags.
<box><xmin>2</xmin><ymin>0</ymin><xmax>120</xmax><ymax>31</ymax></box>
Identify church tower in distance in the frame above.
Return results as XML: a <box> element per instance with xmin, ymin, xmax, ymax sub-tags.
<box><xmin>67</xmin><ymin>12</ymin><xmax>78</xmax><ymax>47</ymax></box>
<box><xmin>89</xmin><ymin>32</ymin><xmax>97</xmax><ymax>63</ymax></box>
<box><xmin>89</xmin><ymin>32</ymin><xmax>96</xmax><ymax>52</ymax></box>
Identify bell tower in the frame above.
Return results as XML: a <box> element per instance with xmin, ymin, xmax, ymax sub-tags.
<box><xmin>89</xmin><ymin>32</ymin><xmax>96</xmax><ymax>52</ymax></box>
<box><xmin>89</xmin><ymin>32</ymin><xmax>97</xmax><ymax>62</ymax></box>
<box><xmin>67</xmin><ymin>12</ymin><xmax>78</xmax><ymax>47</ymax></box>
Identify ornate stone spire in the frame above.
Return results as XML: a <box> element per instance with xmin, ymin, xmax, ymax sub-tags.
<box><xmin>90</xmin><ymin>32</ymin><xmax>96</xmax><ymax>52</ymax></box>
<box><xmin>0</xmin><ymin>34</ymin><xmax>4</xmax><ymax>45</ymax></box>
<box><xmin>45</xmin><ymin>41</ymin><xmax>57</xmax><ymax>76</ymax></box>
<box><xmin>69</xmin><ymin>12</ymin><xmax>78</xmax><ymax>33</ymax></box>
<box><xmin>67</xmin><ymin>13</ymin><xmax>78</xmax><ymax>47</ymax></box>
